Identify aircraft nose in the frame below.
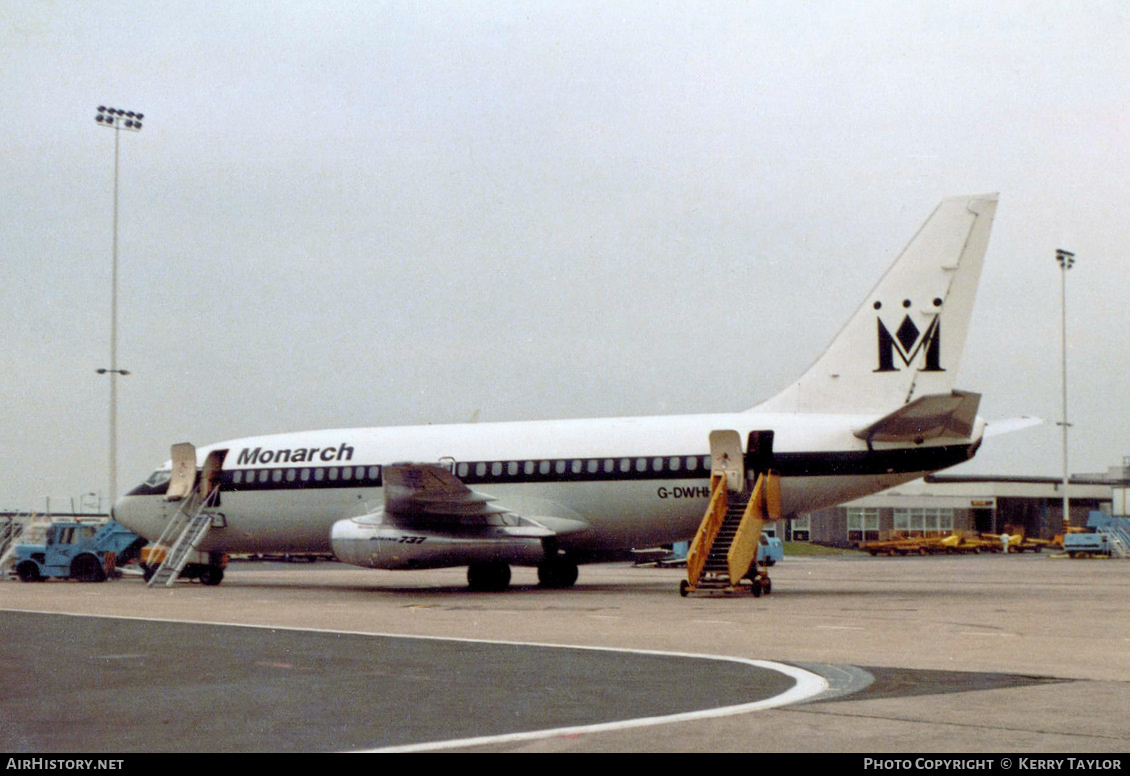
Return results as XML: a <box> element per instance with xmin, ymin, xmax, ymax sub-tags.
<box><xmin>113</xmin><ymin>493</ymin><xmax>153</xmax><ymax>538</ymax></box>
<box><xmin>112</xmin><ymin>494</ymin><xmax>131</xmax><ymax>528</ymax></box>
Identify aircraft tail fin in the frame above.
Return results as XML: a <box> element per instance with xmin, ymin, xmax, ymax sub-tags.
<box><xmin>752</xmin><ymin>194</ymin><xmax>998</xmax><ymax>416</ymax></box>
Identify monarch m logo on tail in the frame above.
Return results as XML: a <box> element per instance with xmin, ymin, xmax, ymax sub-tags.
<box><xmin>875</xmin><ymin>313</ymin><xmax>943</xmax><ymax>373</ymax></box>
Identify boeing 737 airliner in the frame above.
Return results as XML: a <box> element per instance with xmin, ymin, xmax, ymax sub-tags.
<box><xmin>115</xmin><ymin>194</ymin><xmax>999</xmax><ymax>591</ymax></box>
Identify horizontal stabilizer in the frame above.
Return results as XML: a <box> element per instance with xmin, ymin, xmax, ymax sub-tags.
<box><xmin>984</xmin><ymin>416</ymin><xmax>1042</xmax><ymax>438</ymax></box>
<box><xmin>853</xmin><ymin>390</ymin><xmax>981</xmax><ymax>444</ymax></box>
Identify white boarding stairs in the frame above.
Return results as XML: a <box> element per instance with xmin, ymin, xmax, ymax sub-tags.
<box><xmin>145</xmin><ymin>487</ymin><xmax>218</xmax><ymax>587</ymax></box>
<box><xmin>146</xmin><ymin>443</ymin><xmax>223</xmax><ymax>587</ymax></box>
<box><xmin>1099</xmin><ymin>517</ymin><xmax>1130</xmax><ymax>559</ymax></box>
<box><xmin>1107</xmin><ymin>533</ymin><xmax>1129</xmax><ymax>559</ymax></box>
<box><xmin>0</xmin><ymin>513</ymin><xmax>51</xmax><ymax>574</ymax></box>
<box><xmin>0</xmin><ymin>514</ymin><xmax>28</xmax><ymax>573</ymax></box>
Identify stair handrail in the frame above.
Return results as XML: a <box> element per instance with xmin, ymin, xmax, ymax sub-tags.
<box><xmin>728</xmin><ymin>470</ymin><xmax>781</xmax><ymax>582</ymax></box>
<box><xmin>687</xmin><ymin>473</ymin><xmax>728</xmax><ymax>586</ymax></box>
<box><xmin>150</xmin><ymin>490</ymin><xmax>200</xmax><ymax>557</ymax></box>
<box><xmin>147</xmin><ymin>485</ymin><xmax>220</xmax><ymax>586</ymax></box>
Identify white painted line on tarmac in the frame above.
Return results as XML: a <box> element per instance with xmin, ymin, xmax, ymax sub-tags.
<box><xmin>364</xmin><ymin>659</ymin><xmax>826</xmax><ymax>753</ymax></box>
<box><xmin>815</xmin><ymin>624</ymin><xmax>865</xmax><ymax>631</ymax></box>
<box><xmin>6</xmin><ymin>607</ymin><xmax>830</xmax><ymax>753</ymax></box>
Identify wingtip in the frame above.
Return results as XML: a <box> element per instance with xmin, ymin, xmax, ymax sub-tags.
<box><xmin>943</xmin><ymin>192</ymin><xmax>999</xmax><ymax>203</ymax></box>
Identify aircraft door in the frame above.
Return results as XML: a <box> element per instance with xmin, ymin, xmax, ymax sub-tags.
<box><xmin>745</xmin><ymin>431</ymin><xmax>775</xmax><ymax>483</ymax></box>
<box><xmin>709</xmin><ymin>430</ymin><xmax>744</xmax><ymax>492</ymax></box>
<box><xmin>166</xmin><ymin>443</ymin><xmax>197</xmax><ymax>502</ymax></box>
<box><xmin>200</xmin><ymin>449</ymin><xmax>228</xmax><ymax>507</ymax></box>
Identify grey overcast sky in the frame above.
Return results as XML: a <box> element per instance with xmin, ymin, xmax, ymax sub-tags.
<box><xmin>2</xmin><ymin>1</ymin><xmax>1128</xmax><ymax>510</ymax></box>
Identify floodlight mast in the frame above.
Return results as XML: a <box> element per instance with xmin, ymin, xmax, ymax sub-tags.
<box><xmin>94</xmin><ymin>106</ymin><xmax>143</xmax><ymax>504</ymax></box>
<box><xmin>1056</xmin><ymin>248</ymin><xmax>1075</xmax><ymax>531</ymax></box>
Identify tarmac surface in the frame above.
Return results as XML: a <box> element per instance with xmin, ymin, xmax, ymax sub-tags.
<box><xmin>2</xmin><ymin>553</ymin><xmax>1129</xmax><ymax>753</ymax></box>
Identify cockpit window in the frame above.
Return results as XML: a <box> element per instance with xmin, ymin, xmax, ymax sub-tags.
<box><xmin>144</xmin><ymin>469</ymin><xmax>172</xmax><ymax>488</ymax></box>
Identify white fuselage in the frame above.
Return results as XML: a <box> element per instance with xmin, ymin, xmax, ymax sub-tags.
<box><xmin>114</xmin><ymin>410</ymin><xmax>983</xmax><ymax>563</ymax></box>
<box><xmin>113</xmin><ymin>195</ymin><xmax>999</xmax><ymax>576</ymax></box>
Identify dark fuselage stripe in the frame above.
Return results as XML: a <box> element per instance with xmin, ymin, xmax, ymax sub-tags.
<box><xmin>124</xmin><ymin>443</ymin><xmax>975</xmax><ymax>497</ymax></box>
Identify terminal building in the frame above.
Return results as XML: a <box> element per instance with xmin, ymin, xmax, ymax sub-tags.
<box><xmin>790</xmin><ymin>459</ymin><xmax>1130</xmax><ymax>546</ymax></box>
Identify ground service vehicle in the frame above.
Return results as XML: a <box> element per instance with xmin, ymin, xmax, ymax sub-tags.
<box><xmin>1063</xmin><ymin>531</ymin><xmax>1114</xmax><ymax>558</ymax></box>
<box><xmin>14</xmin><ymin>520</ymin><xmax>146</xmax><ymax>582</ymax></box>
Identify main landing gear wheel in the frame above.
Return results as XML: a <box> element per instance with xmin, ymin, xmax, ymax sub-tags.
<box><xmin>537</xmin><ymin>557</ymin><xmax>579</xmax><ymax>589</ymax></box>
<box><xmin>679</xmin><ymin>579</ymin><xmax>690</xmax><ymax>597</ymax></box>
<box><xmin>198</xmin><ymin>565</ymin><xmax>224</xmax><ymax>586</ymax></box>
<box><xmin>467</xmin><ymin>562</ymin><xmax>511</xmax><ymax>592</ymax></box>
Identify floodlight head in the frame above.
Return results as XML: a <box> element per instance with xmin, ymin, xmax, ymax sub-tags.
<box><xmin>95</xmin><ymin>105</ymin><xmax>145</xmax><ymax>131</ymax></box>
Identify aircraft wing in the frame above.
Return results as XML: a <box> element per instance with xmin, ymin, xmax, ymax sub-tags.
<box><xmin>853</xmin><ymin>390</ymin><xmax>981</xmax><ymax>445</ymax></box>
<box><xmin>375</xmin><ymin>462</ymin><xmax>556</xmax><ymax>538</ymax></box>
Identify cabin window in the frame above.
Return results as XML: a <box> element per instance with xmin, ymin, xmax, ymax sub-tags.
<box><xmin>555</xmin><ymin>460</ymin><xmax>566</xmax><ymax>475</ymax></box>
<box><xmin>507</xmin><ymin>461</ymin><xmax>519</xmax><ymax>476</ymax></box>
<box><xmin>233</xmin><ymin>471</ymin><xmax>243</xmax><ymax>484</ymax></box>
<box><xmin>475</xmin><ymin>462</ymin><xmax>487</xmax><ymax>477</ymax></box>
<box><xmin>635</xmin><ymin>458</ymin><xmax>647</xmax><ymax>472</ymax></box>
<box><xmin>286</xmin><ymin>469</ymin><xmax>297</xmax><ymax>482</ymax></box>
<box><xmin>328</xmin><ymin>467</ymin><xmax>339</xmax><ymax>481</ymax></box>
<box><xmin>491</xmin><ymin>461</ymin><xmax>503</xmax><ymax>476</ymax></box>
<box><xmin>539</xmin><ymin>460</ymin><xmax>551</xmax><ymax>475</ymax></box>
<box><xmin>619</xmin><ymin>458</ymin><xmax>631</xmax><ymax>473</ymax></box>
<box><xmin>669</xmin><ymin>457</ymin><xmax>681</xmax><ymax>471</ymax></box>
<box><xmin>586</xmin><ymin>459</ymin><xmax>599</xmax><ymax>474</ymax></box>
<box><xmin>603</xmin><ymin>459</ymin><xmax>615</xmax><ymax>473</ymax></box>
<box><xmin>342</xmin><ymin>467</ymin><xmax>353</xmax><ymax>481</ymax></box>
<box><xmin>300</xmin><ymin>469</ymin><xmax>311</xmax><ymax>482</ymax></box>
<box><xmin>368</xmin><ymin>466</ymin><xmax>381</xmax><ymax>480</ymax></box>
<box><xmin>652</xmin><ymin>457</ymin><xmax>664</xmax><ymax>471</ymax></box>
<box><xmin>685</xmin><ymin>456</ymin><xmax>698</xmax><ymax>471</ymax></box>
<box><xmin>272</xmin><ymin>469</ymin><xmax>282</xmax><ymax>483</ymax></box>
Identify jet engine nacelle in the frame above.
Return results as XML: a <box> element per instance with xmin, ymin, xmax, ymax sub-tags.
<box><xmin>330</xmin><ymin>515</ymin><xmax>546</xmax><ymax>571</ymax></box>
